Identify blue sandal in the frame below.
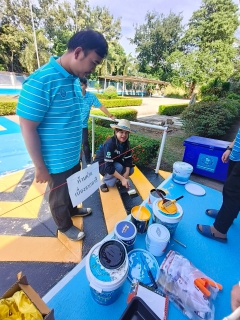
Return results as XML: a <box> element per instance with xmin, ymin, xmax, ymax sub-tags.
<box><xmin>205</xmin><ymin>209</ymin><xmax>219</xmax><ymax>218</ymax></box>
<box><xmin>196</xmin><ymin>224</ymin><xmax>227</xmax><ymax>243</ymax></box>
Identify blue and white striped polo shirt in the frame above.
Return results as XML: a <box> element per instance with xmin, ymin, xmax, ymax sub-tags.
<box><xmin>230</xmin><ymin>128</ymin><xmax>240</xmax><ymax>161</ymax></box>
<box><xmin>82</xmin><ymin>91</ymin><xmax>102</xmax><ymax>127</ymax></box>
<box><xmin>16</xmin><ymin>56</ymin><xmax>83</xmax><ymax>174</ymax></box>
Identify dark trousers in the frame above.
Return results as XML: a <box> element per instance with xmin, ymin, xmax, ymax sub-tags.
<box><xmin>82</xmin><ymin>128</ymin><xmax>91</xmax><ymax>164</ymax></box>
<box><xmin>214</xmin><ymin>160</ymin><xmax>240</xmax><ymax>234</ymax></box>
<box><xmin>48</xmin><ymin>163</ymin><xmax>80</xmax><ymax>232</ymax></box>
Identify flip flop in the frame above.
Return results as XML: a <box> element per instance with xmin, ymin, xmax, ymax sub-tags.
<box><xmin>205</xmin><ymin>209</ymin><xmax>219</xmax><ymax>218</ymax></box>
<box><xmin>196</xmin><ymin>224</ymin><xmax>227</xmax><ymax>243</ymax></box>
<box><xmin>100</xmin><ymin>183</ymin><xmax>109</xmax><ymax>192</ymax></box>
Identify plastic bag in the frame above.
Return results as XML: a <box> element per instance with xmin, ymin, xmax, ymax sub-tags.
<box><xmin>0</xmin><ymin>290</ymin><xmax>43</xmax><ymax>320</ymax></box>
<box><xmin>157</xmin><ymin>250</ymin><xmax>220</xmax><ymax>320</ymax></box>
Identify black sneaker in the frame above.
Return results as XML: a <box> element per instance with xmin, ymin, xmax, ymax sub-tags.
<box><xmin>59</xmin><ymin>226</ymin><xmax>85</xmax><ymax>241</ymax></box>
<box><xmin>71</xmin><ymin>208</ymin><xmax>92</xmax><ymax>217</ymax></box>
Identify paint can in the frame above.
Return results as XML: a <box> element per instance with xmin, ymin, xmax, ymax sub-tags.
<box><xmin>145</xmin><ymin>224</ymin><xmax>170</xmax><ymax>256</ymax></box>
<box><xmin>131</xmin><ymin>206</ymin><xmax>151</xmax><ymax>234</ymax></box>
<box><xmin>114</xmin><ymin>220</ymin><xmax>137</xmax><ymax>252</ymax></box>
<box><xmin>152</xmin><ymin>199</ymin><xmax>183</xmax><ymax>236</ymax></box>
<box><xmin>172</xmin><ymin>161</ymin><xmax>193</xmax><ymax>184</ymax></box>
<box><xmin>85</xmin><ymin>239</ymin><xmax>128</xmax><ymax>305</ymax></box>
<box><xmin>147</xmin><ymin>188</ymin><xmax>167</xmax><ymax>210</ymax></box>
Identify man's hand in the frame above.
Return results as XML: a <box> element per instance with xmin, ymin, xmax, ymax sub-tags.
<box><xmin>231</xmin><ymin>283</ymin><xmax>240</xmax><ymax>311</ymax></box>
<box><xmin>222</xmin><ymin>150</ymin><xmax>231</xmax><ymax>163</ymax></box>
<box><xmin>121</xmin><ymin>177</ymin><xmax>130</xmax><ymax>189</ymax></box>
<box><xmin>35</xmin><ymin>166</ymin><xmax>50</xmax><ymax>183</ymax></box>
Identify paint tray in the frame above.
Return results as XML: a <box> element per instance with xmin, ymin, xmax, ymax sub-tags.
<box><xmin>119</xmin><ymin>296</ymin><xmax>161</xmax><ymax>320</ymax></box>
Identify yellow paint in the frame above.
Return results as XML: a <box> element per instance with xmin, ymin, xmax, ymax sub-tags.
<box><xmin>0</xmin><ymin>174</ymin><xmax>48</xmax><ymax>218</ymax></box>
<box><xmin>0</xmin><ymin>235</ymin><xmax>80</xmax><ymax>263</ymax></box>
<box><xmin>130</xmin><ymin>166</ymin><xmax>154</xmax><ymax>200</ymax></box>
<box><xmin>158</xmin><ymin>170</ymin><xmax>171</xmax><ymax>180</ymax></box>
<box><xmin>0</xmin><ymin>170</ymin><xmax>25</xmax><ymax>192</ymax></box>
<box><xmin>99</xmin><ymin>182</ymin><xmax>126</xmax><ymax>233</ymax></box>
<box><xmin>0</xmin><ymin>125</ymin><xmax>6</xmax><ymax>131</ymax></box>
<box><xmin>131</xmin><ymin>206</ymin><xmax>151</xmax><ymax>220</ymax></box>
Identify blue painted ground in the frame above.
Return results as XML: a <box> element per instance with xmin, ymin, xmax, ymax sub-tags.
<box><xmin>0</xmin><ymin>117</ymin><xmax>32</xmax><ymax>175</ymax></box>
<box><xmin>44</xmin><ymin>177</ymin><xmax>240</xmax><ymax>320</ymax></box>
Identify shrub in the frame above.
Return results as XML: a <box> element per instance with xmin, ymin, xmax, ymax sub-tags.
<box><xmin>102</xmin><ymin>85</ymin><xmax>118</xmax><ymax>99</ymax></box>
<box><xmin>158</xmin><ymin>104</ymin><xmax>188</xmax><ymax>116</ymax></box>
<box><xmin>0</xmin><ymin>101</ymin><xmax>17</xmax><ymax>115</ymax></box>
<box><xmin>200</xmin><ymin>78</ymin><xmax>230</xmax><ymax>99</ymax></box>
<box><xmin>99</xmin><ymin>98</ymin><xmax>142</xmax><ymax>108</ymax></box>
<box><xmin>89</xmin><ymin>125</ymin><xmax>160</xmax><ymax>166</ymax></box>
<box><xmin>227</xmin><ymin>93</ymin><xmax>240</xmax><ymax>100</ymax></box>
<box><xmin>181</xmin><ymin>100</ymin><xmax>235</xmax><ymax>137</ymax></box>
<box><xmin>90</xmin><ymin>108</ymin><xmax>138</xmax><ymax>127</ymax></box>
<box><xmin>164</xmin><ymin>85</ymin><xmax>188</xmax><ymax>99</ymax></box>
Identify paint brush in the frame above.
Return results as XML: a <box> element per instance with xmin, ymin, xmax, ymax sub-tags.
<box><xmin>163</xmin><ymin>195</ymin><xmax>184</xmax><ymax>208</ymax></box>
<box><xmin>140</xmin><ymin>253</ymin><xmax>158</xmax><ymax>290</ymax></box>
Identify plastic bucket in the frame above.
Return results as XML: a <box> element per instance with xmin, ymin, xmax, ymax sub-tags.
<box><xmin>114</xmin><ymin>220</ymin><xmax>137</xmax><ymax>252</ymax></box>
<box><xmin>147</xmin><ymin>188</ymin><xmax>167</xmax><ymax>210</ymax></box>
<box><xmin>172</xmin><ymin>161</ymin><xmax>193</xmax><ymax>185</ymax></box>
<box><xmin>152</xmin><ymin>199</ymin><xmax>183</xmax><ymax>236</ymax></box>
<box><xmin>145</xmin><ymin>224</ymin><xmax>170</xmax><ymax>256</ymax></box>
<box><xmin>85</xmin><ymin>239</ymin><xmax>129</xmax><ymax>305</ymax></box>
<box><xmin>131</xmin><ymin>206</ymin><xmax>151</xmax><ymax>234</ymax></box>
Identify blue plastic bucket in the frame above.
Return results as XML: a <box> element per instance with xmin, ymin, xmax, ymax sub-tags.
<box><xmin>114</xmin><ymin>220</ymin><xmax>137</xmax><ymax>252</ymax></box>
<box><xmin>85</xmin><ymin>240</ymin><xmax>129</xmax><ymax>305</ymax></box>
<box><xmin>172</xmin><ymin>161</ymin><xmax>193</xmax><ymax>184</ymax></box>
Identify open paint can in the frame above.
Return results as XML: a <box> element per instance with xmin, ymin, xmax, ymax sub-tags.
<box><xmin>172</xmin><ymin>161</ymin><xmax>193</xmax><ymax>184</ymax></box>
<box><xmin>85</xmin><ymin>239</ymin><xmax>128</xmax><ymax>305</ymax></box>
<box><xmin>114</xmin><ymin>220</ymin><xmax>137</xmax><ymax>252</ymax></box>
<box><xmin>147</xmin><ymin>188</ymin><xmax>167</xmax><ymax>210</ymax></box>
<box><xmin>145</xmin><ymin>224</ymin><xmax>170</xmax><ymax>256</ymax></box>
<box><xmin>152</xmin><ymin>199</ymin><xmax>183</xmax><ymax>236</ymax></box>
<box><xmin>131</xmin><ymin>206</ymin><xmax>151</xmax><ymax>234</ymax></box>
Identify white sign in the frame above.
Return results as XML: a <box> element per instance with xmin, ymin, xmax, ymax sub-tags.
<box><xmin>67</xmin><ymin>162</ymin><xmax>101</xmax><ymax>207</ymax></box>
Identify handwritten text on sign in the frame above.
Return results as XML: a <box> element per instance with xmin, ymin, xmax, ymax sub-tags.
<box><xmin>67</xmin><ymin>162</ymin><xmax>101</xmax><ymax>207</ymax></box>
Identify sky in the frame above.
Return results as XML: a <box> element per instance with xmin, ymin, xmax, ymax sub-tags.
<box><xmin>88</xmin><ymin>0</ymin><xmax>239</xmax><ymax>55</ymax></box>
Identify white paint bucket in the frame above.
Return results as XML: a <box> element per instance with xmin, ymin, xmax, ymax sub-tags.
<box><xmin>85</xmin><ymin>239</ymin><xmax>128</xmax><ymax>305</ymax></box>
<box><xmin>114</xmin><ymin>220</ymin><xmax>137</xmax><ymax>252</ymax></box>
<box><xmin>152</xmin><ymin>199</ymin><xmax>183</xmax><ymax>236</ymax></box>
<box><xmin>145</xmin><ymin>224</ymin><xmax>170</xmax><ymax>256</ymax></box>
<box><xmin>172</xmin><ymin>161</ymin><xmax>193</xmax><ymax>184</ymax></box>
<box><xmin>147</xmin><ymin>188</ymin><xmax>167</xmax><ymax>210</ymax></box>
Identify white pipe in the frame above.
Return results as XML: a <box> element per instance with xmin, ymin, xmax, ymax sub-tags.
<box><xmin>29</xmin><ymin>0</ymin><xmax>40</xmax><ymax>69</ymax></box>
<box><xmin>155</xmin><ymin>128</ymin><xmax>168</xmax><ymax>174</ymax></box>
<box><xmin>91</xmin><ymin>117</ymin><xmax>95</xmax><ymax>159</ymax></box>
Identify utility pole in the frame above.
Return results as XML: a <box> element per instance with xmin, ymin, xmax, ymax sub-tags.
<box><xmin>29</xmin><ymin>0</ymin><xmax>40</xmax><ymax>69</ymax></box>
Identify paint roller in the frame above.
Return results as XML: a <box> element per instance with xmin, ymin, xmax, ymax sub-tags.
<box><xmin>128</xmin><ymin>188</ymin><xmax>137</xmax><ymax>195</ymax></box>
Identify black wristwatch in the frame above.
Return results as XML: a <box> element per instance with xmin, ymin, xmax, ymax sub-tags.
<box><xmin>226</xmin><ymin>146</ymin><xmax>232</xmax><ymax>151</ymax></box>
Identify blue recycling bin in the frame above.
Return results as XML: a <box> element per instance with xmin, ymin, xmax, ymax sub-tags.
<box><xmin>183</xmin><ymin>136</ymin><xmax>230</xmax><ymax>182</ymax></box>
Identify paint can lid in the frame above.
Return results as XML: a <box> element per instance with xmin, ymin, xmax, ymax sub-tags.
<box><xmin>115</xmin><ymin>221</ymin><xmax>136</xmax><ymax>240</ymax></box>
<box><xmin>147</xmin><ymin>224</ymin><xmax>170</xmax><ymax>242</ymax></box>
<box><xmin>99</xmin><ymin>240</ymin><xmax>126</xmax><ymax>269</ymax></box>
<box><xmin>185</xmin><ymin>183</ymin><xmax>206</xmax><ymax>196</ymax></box>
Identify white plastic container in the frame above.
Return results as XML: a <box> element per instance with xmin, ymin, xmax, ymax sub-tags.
<box><xmin>152</xmin><ymin>199</ymin><xmax>184</xmax><ymax>236</ymax></box>
<box><xmin>172</xmin><ymin>161</ymin><xmax>193</xmax><ymax>185</ymax></box>
<box><xmin>145</xmin><ymin>224</ymin><xmax>170</xmax><ymax>256</ymax></box>
<box><xmin>85</xmin><ymin>239</ymin><xmax>129</xmax><ymax>305</ymax></box>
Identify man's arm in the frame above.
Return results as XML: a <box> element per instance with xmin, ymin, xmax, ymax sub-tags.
<box><xmin>19</xmin><ymin>117</ymin><xmax>50</xmax><ymax>183</ymax></box>
<box><xmin>222</xmin><ymin>139</ymin><xmax>235</xmax><ymax>163</ymax></box>
<box><xmin>99</xmin><ymin>105</ymin><xmax>116</xmax><ymax>121</ymax></box>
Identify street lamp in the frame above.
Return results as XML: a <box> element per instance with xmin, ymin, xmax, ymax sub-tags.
<box><xmin>29</xmin><ymin>0</ymin><xmax>40</xmax><ymax>68</ymax></box>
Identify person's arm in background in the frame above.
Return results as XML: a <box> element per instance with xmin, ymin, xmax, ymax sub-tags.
<box><xmin>222</xmin><ymin>139</ymin><xmax>235</xmax><ymax>163</ymax></box>
<box><xmin>19</xmin><ymin>118</ymin><xmax>50</xmax><ymax>183</ymax></box>
<box><xmin>91</xmin><ymin>94</ymin><xmax>116</xmax><ymax>121</ymax></box>
<box><xmin>231</xmin><ymin>283</ymin><xmax>240</xmax><ymax>311</ymax></box>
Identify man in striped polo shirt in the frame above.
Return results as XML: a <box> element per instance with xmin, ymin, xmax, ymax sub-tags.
<box><xmin>16</xmin><ymin>29</ymin><xmax>108</xmax><ymax>241</ymax></box>
<box><xmin>80</xmin><ymin>77</ymin><xmax>116</xmax><ymax>166</ymax></box>
<box><xmin>197</xmin><ymin>130</ymin><xmax>240</xmax><ymax>243</ymax></box>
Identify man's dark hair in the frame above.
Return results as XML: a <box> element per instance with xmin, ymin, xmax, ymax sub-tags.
<box><xmin>80</xmin><ymin>77</ymin><xmax>88</xmax><ymax>85</ymax></box>
<box><xmin>68</xmin><ymin>29</ymin><xmax>108</xmax><ymax>58</ymax></box>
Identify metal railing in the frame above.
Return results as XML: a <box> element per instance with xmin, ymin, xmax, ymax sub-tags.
<box><xmin>90</xmin><ymin>115</ymin><xmax>168</xmax><ymax>174</ymax></box>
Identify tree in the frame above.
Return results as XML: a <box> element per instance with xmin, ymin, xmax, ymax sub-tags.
<box><xmin>130</xmin><ymin>11</ymin><xmax>184</xmax><ymax>80</ymax></box>
<box><xmin>169</xmin><ymin>0</ymin><xmax>239</xmax><ymax>96</ymax></box>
